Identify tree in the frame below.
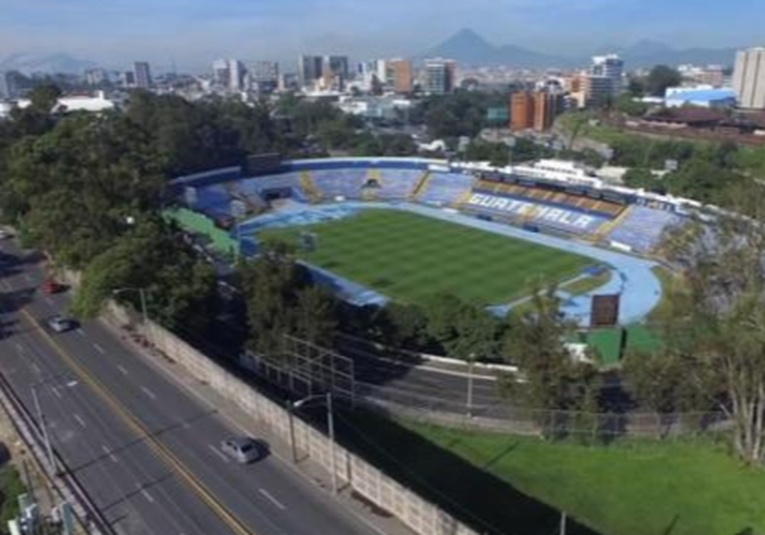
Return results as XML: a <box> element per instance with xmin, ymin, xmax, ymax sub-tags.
<box><xmin>646</xmin><ymin>65</ymin><xmax>682</xmax><ymax>97</ymax></box>
<box><xmin>622</xmin><ymin>167</ymin><xmax>661</xmax><ymax>192</ymax></box>
<box><xmin>73</xmin><ymin>218</ymin><xmax>217</xmax><ymax>333</ymax></box>
<box><xmin>614</xmin><ymin>93</ymin><xmax>648</xmax><ymax>117</ymax></box>
<box><xmin>27</xmin><ymin>84</ymin><xmax>62</xmax><ymax>114</ymax></box>
<box><xmin>293</xmin><ymin>285</ymin><xmax>338</xmax><ymax>348</ymax></box>
<box><xmin>622</xmin><ymin>349</ymin><xmax>689</xmax><ymax>437</ymax></box>
<box><xmin>501</xmin><ymin>286</ymin><xmax>597</xmax><ymax>438</ymax></box>
<box><xmin>660</xmin><ymin>184</ymin><xmax>765</xmax><ymax>463</ymax></box>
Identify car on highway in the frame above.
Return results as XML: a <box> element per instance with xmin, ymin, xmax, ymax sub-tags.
<box><xmin>47</xmin><ymin>314</ymin><xmax>76</xmax><ymax>333</ymax></box>
<box><xmin>220</xmin><ymin>437</ymin><xmax>262</xmax><ymax>464</ymax></box>
<box><xmin>41</xmin><ymin>278</ymin><xmax>66</xmax><ymax>295</ymax></box>
<box><xmin>0</xmin><ymin>229</ymin><xmax>11</xmax><ymax>240</ymax></box>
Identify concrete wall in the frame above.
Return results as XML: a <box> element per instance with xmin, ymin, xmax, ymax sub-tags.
<box><xmin>99</xmin><ymin>302</ymin><xmax>479</xmax><ymax>535</ymax></box>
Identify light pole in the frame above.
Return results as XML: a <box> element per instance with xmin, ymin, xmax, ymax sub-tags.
<box><xmin>31</xmin><ymin>383</ymin><xmax>58</xmax><ymax>476</ymax></box>
<box><xmin>112</xmin><ymin>287</ymin><xmax>148</xmax><ymax>325</ymax></box>
<box><xmin>289</xmin><ymin>392</ymin><xmax>337</xmax><ymax>494</ymax></box>
<box><xmin>466</xmin><ymin>353</ymin><xmax>475</xmax><ymax>418</ymax></box>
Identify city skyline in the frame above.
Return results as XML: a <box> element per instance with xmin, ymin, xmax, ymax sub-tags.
<box><xmin>0</xmin><ymin>0</ymin><xmax>763</xmax><ymax>71</ymax></box>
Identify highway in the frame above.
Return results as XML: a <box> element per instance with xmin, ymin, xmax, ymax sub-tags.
<box><xmin>0</xmin><ymin>243</ymin><xmax>387</xmax><ymax>535</ymax></box>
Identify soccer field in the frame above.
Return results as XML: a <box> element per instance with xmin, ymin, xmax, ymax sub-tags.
<box><xmin>259</xmin><ymin>209</ymin><xmax>593</xmax><ymax>306</ymax></box>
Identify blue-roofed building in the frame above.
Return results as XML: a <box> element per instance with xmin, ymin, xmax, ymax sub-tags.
<box><xmin>664</xmin><ymin>86</ymin><xmax>737</xmax><ymax>109</ymax></box>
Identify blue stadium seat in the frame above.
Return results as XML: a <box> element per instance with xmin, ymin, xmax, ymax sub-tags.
<box><xmin>607</xmin><ymin>206</ymin><xmax>683</xmax><ymax>253</ymax></box>
<box><xmin>418</xmin><ymin>172</ymin><xmax>474</xmax><ymax>205</ymax></box>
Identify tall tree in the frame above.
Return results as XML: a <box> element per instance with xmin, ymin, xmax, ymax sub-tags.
<box><xmin>660</xmin><ymin>184</ymin><xmax>765</xmax><ymax>463</ymax></box>
<box><xmin>501</xmin><ymin>287</ymin><xmax>597</xmax><ymax>438</ymax></box>
<box><xmin>646</xmin><ymin>65</ymin><xmax>682</xmax><ymax>97</ymax></box>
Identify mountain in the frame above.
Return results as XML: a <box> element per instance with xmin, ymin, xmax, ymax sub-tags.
<box><xmin>0</xmin><ymin>53</ymin><xmax>97</xmax><ymax>75</ymax></box>
<box><xmin>612</xmin><ymin>40</ymin><xmax>736</xmax><ymax>68</ymax></box>
<box><xmin>417</xmin><ymin>28</ymin><xmax>575</xmax><ymax>68</ymax></box>
<box><xmin>418</xmin><ymin>29</ymin><xmax>737</xmax><ymax>70</ymax></box>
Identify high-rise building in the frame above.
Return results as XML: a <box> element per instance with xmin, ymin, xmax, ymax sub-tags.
<box><xmin>228</xmin><ymin>60</ymin><xmax>246</xmax><ymax>91</ymax></box>
<box><xmin>321</xmin><ymin>55</ymin><xmax>349</xmax><ymax>90</ymax></box>
<box><xmin>591</xmin><ymin>54</ymin><xmax>623</xmax><ymax>95</ymax></box>
<box><xmin>122</xmin><ymin>71</ymin><xmax>136</xmax><ymax>88</ymax></box>
<box><xmin>0</xmin><ymin>71</ymin><xmax>16</xmax><ymax>100</ymax></box>
<box><xmin>387</xmin><ymin>59</ymin><xmax>413</xmax><ymax>93</ymax></box>
<box><xmin>510</xmin><ymin>91</ymin><xmax>535</xmax><ymax>131</ymax></box>
<box><xmin>733</xmin><ymin>47</ymin><xmax>765</xmax><ymax>109</ymax></box>
<box><xmin>298</xmin><ymin>55</ymin><xmax>324</xmax><ymax>88</ymax></box>
<box><xmin>533</xmin><ymin>91</ymin><xmax>561</xmax><ymax>131</ymax></box>
<box><xmin>584</xmin><ymin>75</ymin><xmax>615</xmax><ymax>107</ymax></box>
<box><xmin>248</xmin><ymin>61</ymin><xmax>279</xmax><ymax>93</ymax></box>
<box><xmin>424</xmin><ymin>58</ymin><xmax>457</xmax><ymax>94</ymax></box>
<box><xmin>85</xmin><ymin>68</ymin><xmax>107</xmax><ymax>86</ymax></box>
<box><xmin>134</xmin><ymin>61</ymin><xmax>152</xmax><ymax>89</ymax></box>
<box><xmin>212</xmin><ymin>59</ymin><xmax>231</xmax><ymax>87</ymax></box>
<box><xmin>250</xmin><ymin>61</ymin><xmax>279</xmax><ymax>83</ymax></box>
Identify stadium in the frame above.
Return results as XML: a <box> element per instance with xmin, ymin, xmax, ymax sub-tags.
<box><xmin>169</xmin><ymin>155</ymin><xmax>691</xmax><ymax>360</ymax></box>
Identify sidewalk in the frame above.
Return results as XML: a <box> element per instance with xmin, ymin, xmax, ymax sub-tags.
<box><xmin>105</xmin><ymin>321</ymin><xmax>417</xmax><ymax>535</ymax></box>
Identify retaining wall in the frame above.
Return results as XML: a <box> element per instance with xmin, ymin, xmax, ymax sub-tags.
<box><xmin>99</xmin><ymin>302</ymin><xmax>479</xmax><ymax>535</ymax></box>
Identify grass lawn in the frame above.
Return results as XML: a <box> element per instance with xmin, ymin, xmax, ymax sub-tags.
<box><xmin>259</xmin><ymin>209</ymin><xmax>593</xmax><ymax>306</ymax></box>
<box><xmin>560</xmin><ymin>269</ymin><xmax>613</xmax><ymax>296</ymax></box>
<box><xmin>339</xmin><ymin>409</ymin><xmax>765</xmax><ymax>535</ymax></box>
<box><xmin>402</xmin><ymin>421</ymin><xmax>765</xmax><ymax>535</ymax></box>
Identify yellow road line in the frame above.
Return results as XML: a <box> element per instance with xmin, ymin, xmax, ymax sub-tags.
<box><xmin>20</xmin><ymin>310</ymin><xmax>255</xmax><ymax>535</ymax></box>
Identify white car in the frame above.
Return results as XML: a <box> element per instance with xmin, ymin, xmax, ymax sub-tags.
<box><xmin>47</xmin><ymin>315</ymin><xmax>75</xmax><ymax>333</ymax></box>
<box><xmin>0</xmin><ymin>229</ymin><xmax>11</xmax><ymax>240</ymax></box>
<box><xmin>220</xmin><ymin>437</ymin><xmax>261</xmax><ymax>464</ymax></box>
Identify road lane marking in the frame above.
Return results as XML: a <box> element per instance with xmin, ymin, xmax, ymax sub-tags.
<box><xmin>76</xmin><ymin>328</ymin><xmax>86</xmax><ymax>337</ymax></box>
<box><xmin>51</xmin><ymin>387</ymin><xmax>62</xmax><ymax>399</ymax></box>
<box><xmin>141</xmin><ymin>386</ymin><xmax>157</xmax><ymax>400</ymax></box>
<box><xmin>101</xmin><ymin>444</ymin><xmax>119</xmax><ymax>463</ymax></box>
<box><xmin>141</xmin><ymin>489</ymin><xmax>155</xmax><ymax>503</ymax></box>
<box><xmin>21</xmin><ymin>308</ymin><xmax>263</xmax><ymax>535</ymax></box>
<box><xmin>14</xmin><ymin>343</ymin><xmax>23</xmax><ymax>353</ymax></box>
<box><xmin>31</xmin><ymin>363</ymin><xmax>41</xmax><ymax>374</ymax></box>
<box><xmin>117</xmin><ymin>365</ymin><xmax>129</xmax><ymax>375</ymax></box>
<box><xmin>23</xmin><ymin>274</ymin><xmax>32</xmax><ymax>283</ymax></box>
<box><xmin>258</xmin><ymin>488</ymin><xmax>286</xmax><ymax>510</ymax></box>
<box><xmin>93</xmin><ymin>343</ymin><xmax>105</xmax><ymax>355</ymax></box>
<box><xmin>73</xmin><ymin>414</ymin><xmax>86</xmax><ymax>428</ymax></box>
<box><xmin>207</xmin><ymin>445</ymin><xmax>230</xmax><ymax>463</ymax></box>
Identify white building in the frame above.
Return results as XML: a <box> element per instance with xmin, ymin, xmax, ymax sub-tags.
<box><xmin>733</xmin><ymin>47</ymin><xmax>765</xmax><ymax>110</ymax></box>
<box><xmin>14</xmin><ymin>91</ymin><xmax>116</xmax><ymax>114</ymax></box>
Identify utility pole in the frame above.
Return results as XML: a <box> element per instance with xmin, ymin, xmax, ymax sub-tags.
<box><xmin>286</xmin><ymin>400</ymin><xmax>298</xmax><ymax>463</ymax></box>
<box><xmin>31</xmin><ymin>385</ymin><xmax>57</xmax><ymax>476</ymax></box>
<box><xmin>560</xmin><ymin>511</ymin><xmax>567</xmax><ymax>535</ymax></box>
<box><xmin>326</xmin><ymin>392</ymin><xmax>337</xmax><ymax>495</ymax></box>
<box><xmin>466</xmin><ymin>353</ymin><xmax>475</xmax><ymax>418</ymax></box>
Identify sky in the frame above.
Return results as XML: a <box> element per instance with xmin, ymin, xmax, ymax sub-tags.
<box><xmin>0</xmin><ymin>0</ymin><xmax>763</xmax><ymax>71</ymax></box>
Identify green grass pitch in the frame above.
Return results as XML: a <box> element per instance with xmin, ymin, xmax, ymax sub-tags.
<box><xmin>259</xmin><ymin>209</ymin><xmax>593</xmax><ymax>306</ymax></box>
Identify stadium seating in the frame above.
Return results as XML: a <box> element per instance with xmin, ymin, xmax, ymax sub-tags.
<box><xmin>463</xmin><ymin>191</ymin><xmax>610</xmax><ymax>236</ymax></box>
<box><xmin>473</xmin><ymin>180</ymin><xmax>624</xmax><ymax>218</ymax></box>
<box><xmin>237</xmin><ymin>172</ymin><xmax>302</xmax><ymax>196</ymax></box>
<box><xmin>417</xmin><ymin>172</ymin><xmax>475</xmax><ymax>206</ymax></box>
<box><xmin>375</xmin><ymin>169</ymin><xmax>425</xmax><ymax>199</ymax></box>
<box><xmin>312</xmin><ymin>169</ymin><xmax>368</xmax><ymax>199</ymax></box>
<box><xmin>607</xmin><ymin>205</ymin><xmax>683</xmax><ymax>252</ymax></box>
<box><xmin>192</xmin><ymin>184</ymin><xmax>233</xmax><ymax>218</ymax></box>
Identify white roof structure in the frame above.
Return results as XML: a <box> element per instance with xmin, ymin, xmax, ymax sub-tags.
<box><xmin>15</xmin><ymin>90</ymin><xmax>116</xmax><ymax>114</ymax></box>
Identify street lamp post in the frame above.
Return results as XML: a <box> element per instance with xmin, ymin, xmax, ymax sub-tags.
<box><xmin>289</xmin><ymin>392</ymin><xmax>337</xmax><ymax>494</ymax></box>
<box><xmin>31</xmin><ymin>384</ymin><xmax>58</xmax><ymax>476</ymax></box>
<box><xmin>112</xmin><ymin>287</ymin><xmax>148</xmax><ymax>325</ymax></box>
<box><xmin>466</xmin><ymin>353</ymin><xmax>475</xmax><ymax>418</ymax></box>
